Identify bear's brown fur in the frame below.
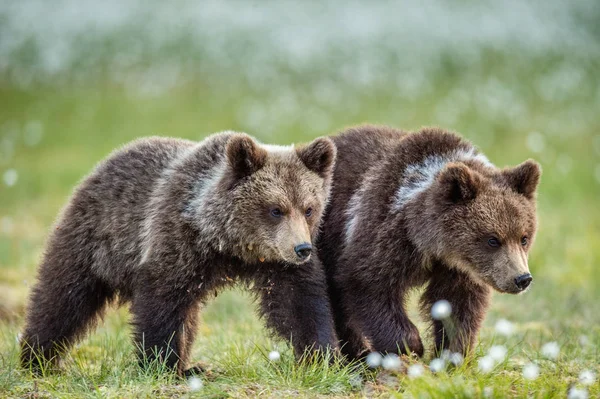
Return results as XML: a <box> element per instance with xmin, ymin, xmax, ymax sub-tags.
<box><xmin>317</xmin><ymin>125</ymin><xmax>541</xmax><ymax>359</ymax></box>
<box><xmin>21</xmin><ymin>132</ymin><xmax>339</xmax><ymax>376</ymax></box>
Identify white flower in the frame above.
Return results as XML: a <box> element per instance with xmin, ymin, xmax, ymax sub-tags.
<box><xmin>488</xmin><ymin>345</ymin><xmax>507</xmax><ymax>362</ymax></box>
<box><xmin>407</xmin><ymin>364</ymin><xmax>424</xmax><ymax>379</ymax></box>
<box><xmin>3</xmin><ymin>169</ymin><xmax>18</xmax><ymax>187</ymax></box>
<box><xmin>24</xmin><ymin>121</ymin><xmax>44</xmax><ymax>146</ymax></box>
<box><xmin>568</xmin><ymin>387</ymin><xmax>588</xmax><ymax>399</ymax></box>
<box><xmin>495</xmin><ymin>319</ymin><xmax>515</xmax><ymax>337</ymax></box>
<box><xmin>579</xmin><ymin>370</ymin><xmax>596</xmax><ymax>386</ymax></box>
<box><xmin>541</xmin><ymin>341</ymin><xmax>560</xmax><ymax>360</ymax></box>
<box><xmin>429</xmin><ymin>358</ymin><xmax>445</xmax><ymax>373</ymax></box>
<box><xmin>365</xmin><ymin>352</ymin><xmax>383</xmax><ymax>368</ymax></box>
<box><xmin>478</xmin><ymin>356</ymin><xmax>495</xmax><ymax>373</ymax></box>
<box><xmin>483</xmin><ymin>386</ymin><xmax>493</xmax><ymax>398</ymax></box>
<box><xmin>381</xmin><ymin>353</ymin><xmax>402</xmax><ymax>371</ymax></box>
<box><xmin>526</xmin><ymin>131</ymin><xmax>545</xmax><ymax>153</ymax></box>
<box><xmin>440</xmin><ymin>349</ymin><xmax>451</xmax><ymax>360</ymax></box>
<box><xmin>522</xmin><ymin>363</ymin><xmax>539</xmax><ymax>380</ymax></box>
<box><xmin>449</xmin><ymin>352</ymin><xmax>464</xmax><ymax>366</ymax></box>
<box><xmin>268</xmin><ymin>351</ymin><xmax>281</xmax><ymax>361</ymax></box>
<box><xmin>431</xmin><ymin>300</ymin><xmax>452</xmax><ymax>320</ymax></box>
<box><xmin>0</xmin><ymin>217</ymin><xmax>13</xmax><ymax>235</ymax></box>
<box><xmin>187</xmin><ymin>376</ymin><xmax>203</xmax><ymax>391</ymax></box>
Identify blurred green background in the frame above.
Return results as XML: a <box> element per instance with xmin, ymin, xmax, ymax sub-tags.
<box><xmin>1</xmin><ymin>0</ymin><xmax>599</xmax><ymax>397</ymax></box>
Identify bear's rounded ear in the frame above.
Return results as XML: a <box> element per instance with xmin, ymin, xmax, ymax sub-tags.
<box><xmin>226</xmin><ymin>134</ymin><xmax>267</xmax><ymax>178</ymax></box>
<box><xmin>296</xmin><ymin>137</ymin><xmax>337</xmax><ymax>178</ymax></box>
<box><xmin>504</xmin><ymin>159</ymin><xmax>541</xmax><ymax>200</ymax></box>
<box><xmin>437</xmin><ymin>163</ymin><xmax>483</xmax><ymax>204</ymax></box>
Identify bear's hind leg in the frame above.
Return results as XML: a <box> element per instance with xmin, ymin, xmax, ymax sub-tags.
<box><xmin>131</xmin><ymin>286</ymin><xmax>201</xmax><ymax>376</ymax></box>
<box><xmin>21</xmin><ymin>263</ymin><xmax>114</xmax><ymax>374</ymax></box>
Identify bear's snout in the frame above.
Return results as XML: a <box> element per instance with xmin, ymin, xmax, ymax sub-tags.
<box><xmin>514</xmin><ymin>273</ymin><xmax>533</xmax><ymax>291</ymax></box>
<box><xmin>294</xmin><ymin>243</ymin><xmax>312</xmax><ymax>260</ymax></box>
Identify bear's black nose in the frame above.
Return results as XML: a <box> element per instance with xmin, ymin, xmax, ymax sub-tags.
<box><xmin>515</xmin><ymin>273</ymin><xmax>533</xmax><ymax>290</ymax></box>
<box><xmin>294</xmin><ymin>243</ymin><xmax>312</xmax><ymax>259</ymax></box>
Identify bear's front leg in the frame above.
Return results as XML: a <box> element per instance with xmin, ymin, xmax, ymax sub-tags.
<box><xmin>131</xmin><ymin>282</ymin><xmax>201</xmax><ymax>376</ymax></box>
<box><xmin>338</xmin><ymin>272</ymin><xmax>424</xmax><ymax>359</ymax></box>
<box><xmin>254</xmin><ymin>257</ymin><xmax>339</xmax><ymax>358</ymax></box>
<box><xmin>420</xmin><ymin>261</ymin><xmax>492</xmax><ymax>356</ymax></box>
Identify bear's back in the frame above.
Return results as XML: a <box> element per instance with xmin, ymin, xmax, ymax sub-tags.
<box><xmin>55</xmin><ymin>137</ymin><xmax>196</xmax><ymax>291</ymax></box>
<box><xmin>318</xmin><ymin>125</ymin><xmax>406</xmax><ymax>276</ymax></box>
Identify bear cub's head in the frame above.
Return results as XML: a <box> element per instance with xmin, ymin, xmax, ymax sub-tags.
<box><xmin>218</xmin><ymin>134</ymin><xmax>336</xmax><ymax>265</ymax></box>
<box><xmin>420</xmin><ymin>159</ymin><xmax>541</xmax><ymax>294</ymax></box>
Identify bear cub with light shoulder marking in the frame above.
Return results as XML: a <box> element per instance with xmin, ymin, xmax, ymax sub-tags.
<box><xmin>318</xmin><ymin>125</ymin><xmax>541</xmax><ymax>360</ymax></box>
<box><xmin>21</xmin><ymin>132</ymin><xmax>338</xmax><ymax>376</ymax></box>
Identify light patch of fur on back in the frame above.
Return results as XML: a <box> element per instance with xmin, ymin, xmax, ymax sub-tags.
<box><xmin>183</xmin><ymin>163</ymin><xmax>227</xmax><ymax>221</ymax></box>
<box><xmin>140</xmin><ymin>144</ymin><xmax>225</xmax><ymax>264</ymax></box>
<box><xmin>344</xmin><ymin>190</ymin><xmax>364</xmax><ymax>245</ymax></box>
<box><xmin>261</xmin><ymin>143</ymin><xmax>295</xmax><ymax>153</ymax></box>
<box><xmin>393</xmin><ymin>148</ymin><xmax>493</xmax><ymax>210</ymax></box>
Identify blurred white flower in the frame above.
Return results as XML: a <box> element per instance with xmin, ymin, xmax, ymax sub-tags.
<box><xmin>268</xmin><ymin>351</ymin><xmax>281</xmax><ymax>362</ymax></box>
<box><xmin>449</xmin><ymin>352</ymin><xmax>464</xmax><ymax>366</ymax></box>
<box><xmin>429</xmin><ymin>358</ymin><xmax>445</xmax><ymax>373</ymax></box>
<box><xmin>431</xmin><ymin>299</ymin><xmax>452</xmax><ymax>320</ymax></box>
<box><xmin>488</xmin><ymin>345</ymin><xmax>507</xmax><ymax>362</ymax></box>
<box><xmin>24</xmin><ymin>121</ymin><xmax>44</xmax><ymax>146</ymax></box>
<box><xmin>495</xmin><ymin>319</ymin><xmax>515</xmax><ymax>337</ymax></box>
<box><xmin>541</xmin><ymin>341</ymin><xmax>560</xmax><ymax>360</ymax></box>
<box><xmin>483</xmin><ymin>386</ymin><xmax>493</xmax><ymax>398</ymax></box>
<box><xmin>365</xmin><ymin>352</ymin><xmax>383</xmax><ymax>368</ymax></box>
<box><xmin>593</xmin><ymin>136</ymin><xmax>600</xmax><ymax>156</ymax></box>
<box><xmin>522</xmin><ymin>363</ymin><xmax>539</xmax><ymax>380</ymax></box>
<box><xmin>579</xmin><ymin>370</ymin><xmax>596</xmax><ymax>386</ymax></box>
<box><xmin>555</xmin><ymin>154</ymin><xmax>572</xmax><ymax>175</ymax></box>
<box><xmin>381</xmin><ymin>353</ymin><xmax>402</xmax><ymax>371</ymax></box>
<box><xmin>407</xmin><ymin>364</ymin><xmax>424</xmax><ymax>379</ymax></box>
<box><xmin>3</xmin><ymin>169</ymin><xmax>18</xmax><ymax>187</ymax></box>
<box><xmin>478</xmin><ymin>356</ymin><xmax>495</xmax><ymax>373</ymax></box>
<box><xmin>568</xmin><ymin>387</ymin><xmax>588</xmax><ymax>399</ymax></box>
<box><xmin>579</xmin><ymin>335</ymin><xmax>590</xmax><ymax>346</ymax></box>
<box><xmin>1</xmin><ymin>217</ymin><xmax>14</xmax><ymax>235</ymax></box>
<box><xmin>440</xmin><ymin>349</ymin><xmax>451</xmax><ymax>360</ymax></box>
<box><xmin>187</xmin><ymin>376</ymin><xmax>203</xmax><ymax>391</ymax></box>
<box><xmin>526</xmin><ymin>131</ymin><xmax>545</xmax><ymax>153</ymax></box>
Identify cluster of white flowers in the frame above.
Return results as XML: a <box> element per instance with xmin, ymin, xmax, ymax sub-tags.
<box><xmin>187</xmin><ymin>376</ymin><xmax>203</xmax><ymax>391</ymax></box>
<box><xmin>541</xmin><ymin>341</ymin><xmax>560</xmax><ymax>360</ymax></box>
<box><xmin>3</xmin><ymin>169</ymin><xmax>18</xmax><ymax>187</ymax></box>
<box><xmin>522</xmin><ymin>363</ymin><xmax>540</xmax><ymax>380</ymax></box>
<box><xmin>494</xmin><ymin>319</ymin><xmax>515</xmax><ymax>337</ymax></box>
<box><xmin>477</xmin><ymin>345</ymin><xmax>508</xmax><ymax>373</ymax></box>
<box><xmin>568</xmin><ymin>387</ymin><xmax>589</xmax><ymax>399</ymax></box>
<box><xmin>268</xmin><ymin>350</ymin><xmax>281</xmax><ymax>362</ymax></box>
<box><xmin>407</xmin><ymin>364</ymin><xmax>425</xmax><ymax>379</ymax></box>
<box><xmin>381</xmin><ymin>354</ymin><xmax>402</xmax><ymax>371</ymax></box>
<box><xmin>431</xmin><ymin>300</ymin><xmax>452</xmax><ymax>320</ymax></box>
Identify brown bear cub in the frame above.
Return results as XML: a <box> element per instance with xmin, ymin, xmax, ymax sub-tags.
<box><xmin>21</xmin><ymin>132</ymin><xmax>339</xmax><ymax>376</ymax></box>
<box><xmin>317</xmin><ymin>125</ymin><xmax>541</xmax><ymax>360</ymax></box>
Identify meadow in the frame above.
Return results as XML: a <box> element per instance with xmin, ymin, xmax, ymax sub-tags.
<box><xmin>1</xmin><ymin>1</ymin><xmax>600</xmax><ymax>397</ymax></box>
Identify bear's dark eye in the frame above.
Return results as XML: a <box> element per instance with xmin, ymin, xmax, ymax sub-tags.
<box><xmin>488</xmin><ymin>237</ymin><xmax>501</xmax><ymax>248</ymax></box>
<box><xmin>270</xmin><ymin>208</ymin><xmax>283</xmax><ymax>218</ymax></box>
<box><xmin>305</xmin><ymin>207</ymin><xmax>313</xmax><ymax>217</ymax></box>
<box><xmin>521</xmin><ymin>236</ymin><xmax>528</xmax><ymax>246</ymax></box>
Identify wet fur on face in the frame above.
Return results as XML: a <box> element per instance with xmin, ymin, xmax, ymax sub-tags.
<box><xmin>20</xmin><ymin>132</ymin><xmax>339</xmax><ymax>376</ymax></box>
<box><xmin>317</xmin><ymin>125</ymin><xmax>541</xmax><ymax>360</ymax></box>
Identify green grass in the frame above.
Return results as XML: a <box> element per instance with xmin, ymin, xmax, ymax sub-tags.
<box><xmin>1</xmin><ymin>25</ymin><xmax>600</xmax><ymax>398</ymax></box>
